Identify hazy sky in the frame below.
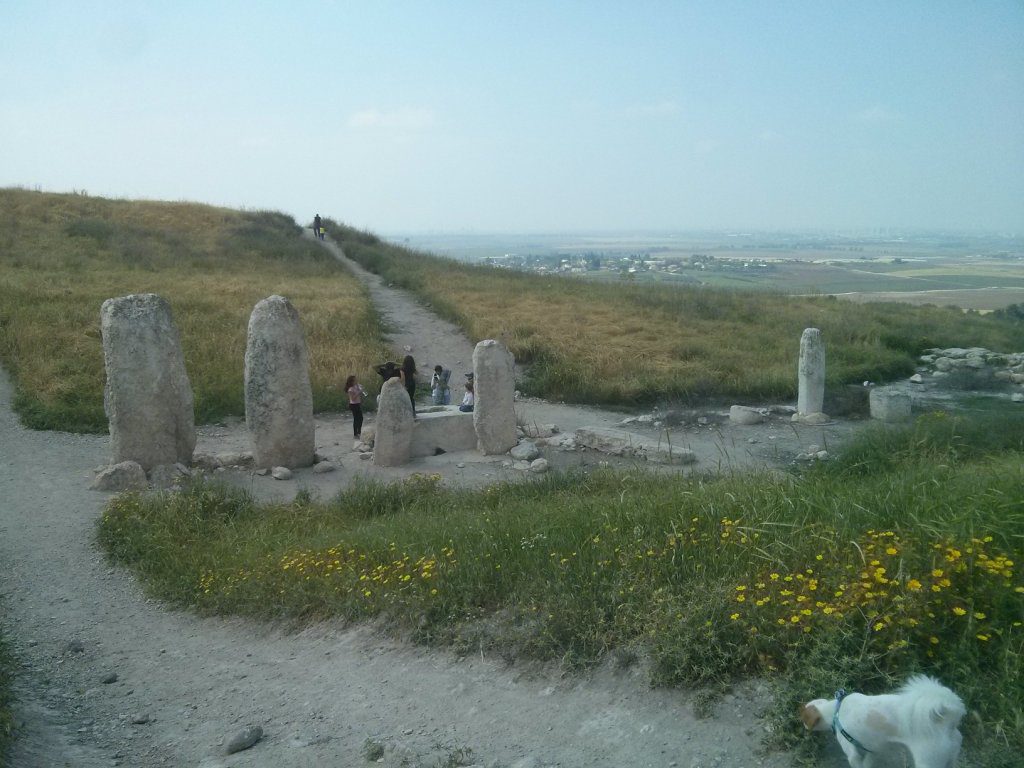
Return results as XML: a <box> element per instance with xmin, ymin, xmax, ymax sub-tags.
<box><xmin>2</xmin><ymin>1</ymin><xmax>1022</xmax><ymax>233</ymax></box>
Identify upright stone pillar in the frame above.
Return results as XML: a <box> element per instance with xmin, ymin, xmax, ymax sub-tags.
<box><xmin>245</xmin><ymin>295</ymin><xmax>314</xmax><ymax>469</ymax></box>
<box><xmin>793</xmin><ymin>328</ymin><xmax>829</xmax><ymax>424</ymax></box>
<box><xmin>373</xmin><ymin>377</ymin><xmax>414</xmax><ymax>466</ymax></box>
<box><xmin>473</xmin><ymin>339</ymin><xmax>517</xmax><ymax>454</ymax></box>
<box><xmin>101</xmin><ymin>293</ymin><xmax>196</xmax><ymax>470</ymax></box>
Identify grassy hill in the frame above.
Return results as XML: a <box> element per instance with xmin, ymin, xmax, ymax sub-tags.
<box><xmin>0</xmin><ymin>189</ymin><xmax>388</xmax><ymax>432</ymax></box>
<box><xmin>326</xmin><ymin>218</ymin><xmax>1024</xmax><ymax>406</ymax></box>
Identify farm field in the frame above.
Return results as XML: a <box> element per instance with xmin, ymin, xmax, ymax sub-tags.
<box><xmin>398</xmin><ymin>232</ymin><xmax>1024</xmax><ymax>311</ymax></box>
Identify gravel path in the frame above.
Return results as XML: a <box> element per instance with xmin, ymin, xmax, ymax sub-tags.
<box><xmin>0</xmin><ymin>238</ymin><xmax>858</xmax><ymax>766</ymax></box>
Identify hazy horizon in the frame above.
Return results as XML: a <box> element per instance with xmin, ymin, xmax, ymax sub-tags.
<box><xmin>2</xmin><ymin>2</ymin><xmax>1022</xmax><ymax>234</ymax></box>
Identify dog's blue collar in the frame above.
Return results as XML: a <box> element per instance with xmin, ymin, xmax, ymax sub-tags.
<box><xmin>832</xmin><ymin>689</ymin><xmax>873</xmax><ymax>755</ymax></box>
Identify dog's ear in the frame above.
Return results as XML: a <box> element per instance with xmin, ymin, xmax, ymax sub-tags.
<box><xmin>799</xmin><ymin>703</ymin><xmax>822</xmax><ymax>730</ymax></box>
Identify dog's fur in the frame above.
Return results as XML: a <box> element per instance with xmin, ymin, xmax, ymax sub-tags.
<box><xmin>800</xmin><ymin>675</ymin><xmax>966</xmax><ymax>768</ymax></box>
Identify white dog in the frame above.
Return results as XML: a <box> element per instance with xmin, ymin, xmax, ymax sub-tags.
<box><xmin>800</xmin><ymin>675</ymin><xmax>966</xmax><ymax>767</ymax></box>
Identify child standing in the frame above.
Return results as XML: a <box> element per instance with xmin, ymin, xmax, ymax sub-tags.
<box><xmin>345</xmin><ymin>374</ymin><xmax>366</xmax><ymax>440</ymax></box>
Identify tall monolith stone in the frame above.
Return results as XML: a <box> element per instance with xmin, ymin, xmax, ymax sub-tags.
<box><xmin>245</xmin><ymin>295</ymin><xmax>314</xmax><ymax>469</ymax></box>
<box><xmin>101</xmin><ymin>293</ymin><xmax>196</xmax><ymax>470</ymax></box>
<box><xmin>373</xmin><ymin>377</ymin><xmax>414</xmax><ymax>466</ymax></box>
<box><xmin>793</xmin><ymin>327</ymin><xmax>829</xmax><ymax>424</ymax></box>
<box><xmin>473</xmin><ymin>339</ymin><xmax>517</xmax><ymax>454</ymax></box>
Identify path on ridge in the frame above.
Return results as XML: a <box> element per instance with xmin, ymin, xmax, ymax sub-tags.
<box><xmin>0</xmin><ymin>234</ymin><xmax>859</xmax><ymax>767</ymax></box>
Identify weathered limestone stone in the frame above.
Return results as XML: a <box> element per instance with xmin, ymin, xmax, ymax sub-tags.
<box><xmin>729</xmin><ymin>405</ymin><xmax>764</xmax><ymax>425</ymax></box>
<box><xmin>574</xmin><ymin>427</ymin><xmax>697</xmax><ymax>465</ymax></box>
<box><xmin>409</xmin><ymin>407</ymin><xmax>476</xmax><ymax>458</ymax></box>
<box><xmin>869</xmin><ymin>387</ymin><xmax>912</xmax><ymax>422</ymax></box>
<box><xmin>796</xmin><ymin>328</ymin><xmax>826</xmax><ymax>420</ymax></box>
<box><xmin>510</xmin><ymin>440</ymin><xmax>541</xmax><ymax>461</ymax></box>
<box><xmin>473</xmin><ymin>339</ymin><xmax>518</xmax><ymax>455</ymax></box>
<box><xmin>373</xmin><ymin>377</ymin><xmax>414</xmax><ymax>466</ymax></box>
<box><xmin>148</xmin><ymin>463</ymin><xmax>187</xmax><ymax>489</ymax></box>
<box><xmin>530</xmin><ymin>458</ymin><xmax>550</xmax><ymax>473</ymax></box>
<box><xmin>244</xmin><ymin>296</ymin><xmax>314</xmax><ymax>469</ymax></box>
<box><xmin>101</xmin><ymin>294</ymin><xmax>196</xmax><ymax>470</ymax></box>
<box><xmin>271</xmin><ymin>466</ymin><xmax>293</xmax><ymax>480</ymax></box>
<box><xmin>90</xmin><ymin>461</ymin><xmax>147</xmax><ymax>491</ymax></box>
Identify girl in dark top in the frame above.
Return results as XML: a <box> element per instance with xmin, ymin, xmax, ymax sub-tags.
<box><xmin>400</xmin><ymin>355</ymin><xmax>417</xmax><ymax>414</ymax></box>
<box><xmin>344</xmin><ymin>374</ymin><xmax>365</xmax><ymax>440</ymax></box>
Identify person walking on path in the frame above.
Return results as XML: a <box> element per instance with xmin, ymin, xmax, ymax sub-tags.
<box><xmin>345</xmin><ymin>374</ymin><xmax>365</xmax><ymax>441</ymax></box>
<box><xmin>400</xmin><ymin>355</ymin><xmax>417</xmax><ymax>415</ymax></box>
<box><xmin>313</xmin><ymin>214</ymin><xmax>322</xmax><ymax>240</ymax></box>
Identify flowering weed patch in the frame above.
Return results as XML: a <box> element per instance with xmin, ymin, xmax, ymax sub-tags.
<box><xmin>99</xmin><ymin>414</ymin><xmax>1024</xmax><ymax>760</ymax></box>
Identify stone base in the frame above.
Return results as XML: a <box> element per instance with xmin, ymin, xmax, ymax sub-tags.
<box><xmin>791</xmin><ymin>412</ymin><xmax>830</xmax><ymax>425</ymax></box>
<box><xmin>409</xmin><ymin>407</ymin><xmax>477</xmax><ymax>458</ymax></box>
<box><xmin>574</xmin><ymin>427</ymin><xmax>696</xmax><ymax>465</ymax></box>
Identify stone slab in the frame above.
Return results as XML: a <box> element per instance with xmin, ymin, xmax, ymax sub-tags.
<box><xmin>574</xmin><ymin>427</ymin><xmax>696</xmax><ymax>465</ymax></box>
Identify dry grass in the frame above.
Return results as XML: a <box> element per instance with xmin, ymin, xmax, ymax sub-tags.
<box><xmin>0</xmin><ymin>189</ymin><xmax>388</xmax><ymax>431</ymax></box>
<box><xmin>330</xmin><ymin>221</ymin><xmax>1024</xmax><ymax>406</ymax></box>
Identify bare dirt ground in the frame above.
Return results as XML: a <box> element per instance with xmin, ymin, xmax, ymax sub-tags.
<box><xmin>0</xmin><ymin>236</ymin><xmax>863</xmax><ymax>767</ymax></box>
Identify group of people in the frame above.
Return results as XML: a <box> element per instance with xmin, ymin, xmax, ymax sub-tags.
<box><xmin>342</xmin><ymin>355</ymin><xmax>475</xmax><ymax>440</ymax></box>
<box><xmin>312</xmin><ymin>214</ymin><xmax>326</xmax><ymax>241</ymax></box>
<box><xmin>430</xmin><ymin>365</ymin><xmax>475</xmax><ymax>412</ymax></box>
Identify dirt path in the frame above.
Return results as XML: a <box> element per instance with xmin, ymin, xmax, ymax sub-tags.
<box><xmin>0</xmin><ymin>239</ymin><xmax>860</xmax><ymax>767</ymax></box>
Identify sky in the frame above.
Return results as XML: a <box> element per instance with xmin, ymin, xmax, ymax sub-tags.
<box><xmin>1</xmin><ymin>1</ymin><xmax>1022</xmax><ymax>234</ymax></box>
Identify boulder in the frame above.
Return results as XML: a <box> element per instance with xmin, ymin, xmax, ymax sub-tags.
<box><xmin>90</xmin><ymin>461</ymin><xmax>147</xmax><ymax>492</ymax></box>
<box><xmin>271</xmin><ymin>466</ymin><xmax>293</xmax><ymax>480</ymax></box>
<box><xmin>100</xmin><ymin>294</ymin><xmax>195</xmax><ymax>470</ymax></box>
<box><xmin>869</xmin><ymin>388</ymin><xmax>912</xmax><ymax>422</ymax></box>
<box><xmin>510</xmin><ymin>441</ymin><xmax>541</xmax><ymax>461</ymax></box>
<box><xmin>729</xmin><ymin>405</ymin><xmax>764</xmax><ymax>425</ymax></box>
<box><xmin>245</xmin><ymin>296</ymin><xmax>315</xmax><ymax>469</ymax></box>
<box><xmin>312</xmin><ymin>461</ymin><xmax>337</xmax><ymax>474</ymax></box>
<box><xmin>529</xmin><ymin>458</ymin><xmax>550</xmax><ymax>473</ymax></box>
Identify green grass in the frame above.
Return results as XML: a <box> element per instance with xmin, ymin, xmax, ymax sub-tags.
<box><xmin>99</xmin><ymin>411</ymin><xmax>1024</xmax><ymax>764</ymax></box>
<box><xmin>325</xmin><ymin>218</ymin><xmax>1024</xmax><ymax>407</ymax></box>
<box><xmin>0</xmin><ymin>189</ymin><xmax>390</xmax><ymax>432</ymax></box>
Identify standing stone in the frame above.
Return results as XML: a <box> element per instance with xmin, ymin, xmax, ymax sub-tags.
<box><xmin>101</xmin><ymin>294</ymin><xmax>196</xmax><ymax>470</ymax></box>
<box><xmin>373</xmin><ymin>377</ymin><xmax>414</xmax><ymax>466</ymax></box>
<box><xmin>245</xmin><ymin>296</ymin><xmax>314</xmax><ymax>469</ymax></box>
<box><xmin>793</xmin><ymin>328</ymin><xmax>828</xmax><ymax>424</ymax></box>
<box><xmin>473</xmin><ymin>339</ymin><xmax>517</xmax><ymax>455</ymax></box>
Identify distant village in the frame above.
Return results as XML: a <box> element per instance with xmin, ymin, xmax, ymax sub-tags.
<box><xmin>481</xmin><ymin>251</ymin><xmax>776</xmax><ymax>278</ymax></box>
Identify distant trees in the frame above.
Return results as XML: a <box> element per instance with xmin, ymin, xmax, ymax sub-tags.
<box><xmin>992</xmin><ymin>303</ymin><xmax>1024</xmax><ymax>323</ymax></box>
